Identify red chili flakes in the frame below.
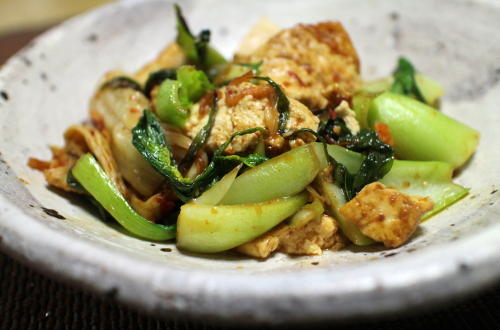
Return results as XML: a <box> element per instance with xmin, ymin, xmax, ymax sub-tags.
<box><xmin>374</xmin><ymin>122</ymin><xmax>394</xmax><ymax>146</ymax></box>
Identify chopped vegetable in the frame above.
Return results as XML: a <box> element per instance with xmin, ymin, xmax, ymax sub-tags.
<box><xmin>174</xmin><ymin>4</ymin><xmax>227</xmax><ymax>73</ymax></box>
<box><xmin>414</xmin><ymin>73</ymin><xmax>445</xmax><ymax>107</ymax></box>
<box><xmin>132</xmin><ymin>109</ymin><xmax>266</xmax><ymax>200</ymax></box>
<box><xmin>193</xmin><ymin>164</ymin><xmax>242</xmax><ymax>205</ymax></box>
<box><xmin>316</xmin><ymin>176</ymin><xmax>375</xmax><ymax>245</ymax></box>
<box><xmin>286</xmin><ymin>128</ymin><xmax>393</xmax><ymax>201</ymax></box>
<box><xmin>354</xmin><ymin>58</ymin><xmax>445</xmax><ymax>124</ymax></box>
<box><xmin>176</xmin><ymin>65</ymin><xmax>214</xmax><ymax>101</ymax></box>
<box><xmin>71</xmin><ymin>154</ymin><xmax>176</xmax><ymax>240</ymax></box>
<box><xmin>326</xmin><ymin>145</ymin><xmax>469</xmax><ymax>220</ymax></box>
<box><xmin>219</xmin><ymin>142</ymin><xmax>328</xmax><ymax>205</ymax></box>
<box><xmin>177</xmin><ymin>193</ymin><xmax>308</xmax><ymax>253</ymax></box>
<box><xmin>155</xmin><ymin>79</ymin><xmax>189</xmax><ymax>127</ymax></box>
<box><xmin>390</xmin><ymin>57</ymin><xmax>426</xmax><ymax>103</ymax></box>
<box><xmin>368</xmin><ymin>92</ymin><xmax>480</xmax><ymax>168</ymax></box>
<box><xmin>379</xmin><ymin>160</ymin><xmax>468</xmax><ymax>220</ymax></box>
<box><xmin>332</xmin><ymin>129</ymin><xmax>394</xmax><ymax>201</ymax></box>
<box><xmin>289</xmin><ymin>198</ymin><xmax>324</xmax><ymax>228</ymax></box>
<box><xmin>154</xmin><ymin>66</ymin><xmax>213</xmax><ymax>128</ymax></box>
<box><xmin>144</xmin><ymin>68</ymin><xmax>177</xmax><ymax>97</ymax></box>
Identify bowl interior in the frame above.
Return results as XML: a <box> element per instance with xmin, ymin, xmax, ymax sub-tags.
<box><xmin>1</xmin><ymin>0</ymin><xmax>500</xmax><ymax>321</ymax></box>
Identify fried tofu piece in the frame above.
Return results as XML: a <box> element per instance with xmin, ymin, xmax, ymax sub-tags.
<box><xmin>339</xmin><ymin>182</ymin><xmax>434</xmax><ymax>248</ymax></box>
<box><xmin>236</xmin><ymin>234</ymin><xmax>281</xmax><ymax>259</ymax></box>
<box><xmin>236</xmin><ymin>18</ymin><xmax>281</xmax><ymax>58</ymax></box>
<box><xmin>279</xmin><ymin>214</ymin><xmax>346</xmax><ymax>256</ymax></box>
<box><xmin>238</xmin><ymin>22</ymin><xmax>360</xmax><ymax>110</ymax></box>
<box><xmin>185</xmin><ymin>82</ymin><xmax>319</xmax><ymax>154</ymax></box>
<box><xmin>236</xmin><ymin>214</ymin><xmax>345</xmax><ymax>258</ymax></box>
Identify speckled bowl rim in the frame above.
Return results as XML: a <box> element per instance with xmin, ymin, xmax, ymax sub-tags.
<box><xmin>1</xmin><ymin>0</ymin><xmax>500</xmax><ymax>325</ymax></box>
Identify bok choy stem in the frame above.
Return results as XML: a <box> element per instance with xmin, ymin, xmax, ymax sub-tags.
<box><xmin>71</xmin><ymin>154</ymin><xmax>176</xmax><ymax>240</ymax></box>
<box><xmin>368</xmin><ymin>92</ymin><xmax>480</xmax><ymax>168</ymax></box>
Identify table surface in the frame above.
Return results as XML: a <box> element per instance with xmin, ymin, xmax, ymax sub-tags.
<box><xmin>1</xmin><ymin>29</ymin><xmax>500</xmax><ymax>330</ymax></box>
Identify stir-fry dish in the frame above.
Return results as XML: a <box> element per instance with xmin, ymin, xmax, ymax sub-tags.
<box><xmin>29</xmin><ymin>6</ymin><xmax>479</xmax><ymax>258</ymax></box>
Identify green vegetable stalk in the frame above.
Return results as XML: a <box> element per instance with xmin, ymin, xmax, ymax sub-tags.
<box><xmin>219</xmin><ymin>142</ymin><xmax>328</xmax><ymax>205</ymax></box>
<box><xmin>155</xmin><ymin>79</ymin><xmax>189</xmax><ymax>127</ymax></box>
<box><xmin>379</xmin><ymin>160</ymin><xmax>468</xmax><ymax>220</ymax></box>
<box><xmin>177</xmin><ymin>193</ymin><xmax>308</xmax><ymax>253</ymax></box>
<box><xmin>154</xmin><ymin>65</ymin><xmax>213</xmax><ymax>128</ymax></box>
<box><xmin>368</xmin><ymin>92</ymin><xmax>480</xmax><ymax>168</ymax></box>
<box><xmin>316</xmin><ymin>176</ymin><xmax>375</xmax><ymax>246</ymax></box>
<box><xmin>71</xmin><ymin>154</ymin><xmax>176</xmax><ymax>241</ymax></box>
<box><xmin>144</xmin><ymin>68</ymin><xmax>177</xmax><ymax>97</ymax></box>
<box><xmin>353</xmin><ymin>57</ymin><xmax>445</xmax><ymax>125</ymax></box>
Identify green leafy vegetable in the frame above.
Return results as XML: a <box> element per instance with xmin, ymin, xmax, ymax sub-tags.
<box><xmin>217</xmin><ymin>153</ymin><xmax>268</xmax><ymax>168</ymax></box>
<box><xmin>286</xmin><ymin>127</ymin><xmax>394</xmax><ymax>201</ymax></box>
<box><xmin>390</xmin><ymin>57</ymin><xmax>426</xmax><ymax>102</ymax></box>
<box><xmin>317</xmin><ymin>118</ymin><xmax>351</xmax><ymax>142</ymax></box>
<box><xmin>254</xmin><ymin>76</ymin><xmax>290</xmax><ymax>134</ymax></box>
<box><xmin>334</xmin><ymin>129</ymin><xmax>394</xmax><ymax>200</ymax></box>
<box><xmin>144</xmin><ymin>68</ymin><xmax>177</xmax><ymax>97</ymax></box>
<box><xmin>174</xmin><ymin>4</ymin><xmax>227</xmax><ymax>73</ymax></box>
<box><xmin>132</xmin><ymin>109</ymin><xmax>266</xmax><ymax>200</ymax></box>
<box><xmin>100</xmin><ymin>76</ymin><xmax>143</xmax><ymax>94</ymax></box>
<box><xmin>71</xmin><ymin>154</ymin><xmax>176</xmax><ymax>240</ymax></box>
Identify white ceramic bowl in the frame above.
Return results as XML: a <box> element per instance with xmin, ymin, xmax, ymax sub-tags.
<box><xmin>1</xmin><ymin>0</ymin><xmax>500</xmax><ymax>324</ymax></box>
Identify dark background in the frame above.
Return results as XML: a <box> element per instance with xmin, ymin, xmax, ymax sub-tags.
<box><xmin>1</xmin><ymin>28</ymin><xmax>500</xmax><ymax>330</ymax></box>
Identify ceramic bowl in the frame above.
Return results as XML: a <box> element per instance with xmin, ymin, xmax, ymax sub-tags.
<box><xmin>1</xmin><ymin>0</ymin><xmax>500</xmax><ymax>324</ymax></box>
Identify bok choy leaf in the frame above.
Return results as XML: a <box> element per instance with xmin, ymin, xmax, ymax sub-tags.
<box><xmin>132</xmin><ymin>109</ymin><xmax>266</xmax><ymax>200</ymax></box>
